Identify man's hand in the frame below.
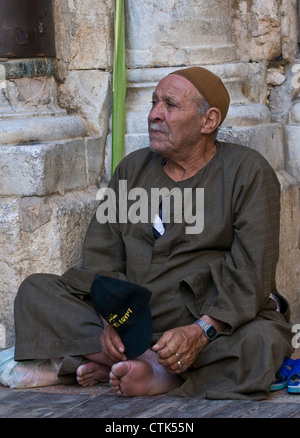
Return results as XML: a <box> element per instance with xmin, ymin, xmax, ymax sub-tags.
<box><xmin>99</xmin><ymin>316</ymin><xmax>127</xmax><ymax>363</ymax></box>
<box><xmin>151</xmin><ymin>323</ymin><xmax>209</xmax><ymax>373</ymax></box>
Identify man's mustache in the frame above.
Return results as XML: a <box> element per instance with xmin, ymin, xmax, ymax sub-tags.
<box><xmin>149</xmin><ymin>123</ymin><xmax>169</xmax><ymax>135</ymax></box>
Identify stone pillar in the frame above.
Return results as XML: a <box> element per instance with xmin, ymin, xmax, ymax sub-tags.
<box><xmin>125</xmin><ymin>0</ymin><xmax>236</xmax><ymax>67</ymax></box>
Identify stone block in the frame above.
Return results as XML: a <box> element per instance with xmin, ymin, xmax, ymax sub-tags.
<box><xmin>217</xmin><ymin>123</ymin><xmax>285</xmax><ymax>171</ymax></box>
<box><xmin>276</xmin><ymin>170</ymin><xmax>300</xmax><ymax>325</ymax></box>
<box><xmin>86</xmin><ymin>137</ymin><xmax>106</xmax><ymax>185</ymax></box>
<box><xmin>53</xmin><ymin>0</ymin><xmax>113</xmax><ymax>78</ymax></box>
<box><xmin>0</xmin><ymin>188</ymin><xmax>99</xmax><ymax>348</ymax></box>
<box><xmin>285</xmin><ymin>125</ymin><xmax>300</xmax><ymax>181</ymax></box>
<box><xmin>0</xmin><ymin>75</ymin><xmax>65</xmax><ymax>118</ymax></box>
<box><xmin>0</xmin><ymin>138</ymin><xmax>87</xmax><ymax>196</ymax></box>
<box><xmin>0</xmin><ymin>325</ymin><xmax>6</xmax><ymax>349</ymax></box>
<box><xmin>125</xmin><ymin>0</ymin><xmax>236</xmax><ymax>68</ymax></box>
<box><xmin>231</xmin><ymin>0</ymin><xmax>298</xmax><ymax>63</ymax></box>
<box><xmin>0</xmin><ymin>197</ymin><xmax>24</xmax><ymax>348</ymax></box>
<box><xmin>20</xmin><ymin>197</ymin><xmax>53</xmax><ymax>233</ymax></box>
<box><xmin>0</xmin><ymin>115</ymin><xmax>86</xmax><ymax>146</ymax></box>
<box><xmin>58</xmin><ymin>71</ymin><xmax>112</xmax><ymax>136</ymax></box>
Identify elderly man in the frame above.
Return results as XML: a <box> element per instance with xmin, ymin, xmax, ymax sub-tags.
<box><xmin>14</xmin><ymin>67</ymin><xmax>293</xmax><ymax>399</ymax></box>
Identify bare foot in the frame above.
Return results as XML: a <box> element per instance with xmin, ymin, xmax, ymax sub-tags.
<box><xmin>76</xmin><ymin>362</ymin><xmax>111</xmax><ymax>387</ymax></box>
<box><xmin>109</xmin><ymin>349</ymin><xmax>182</xmax><ymax>396</ymax></box>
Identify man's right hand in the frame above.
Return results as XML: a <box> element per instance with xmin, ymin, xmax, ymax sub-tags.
<box><xmin>100</xmin><ymin>316</ymin><xmax>127</xmax><ymax>363</ymax></box>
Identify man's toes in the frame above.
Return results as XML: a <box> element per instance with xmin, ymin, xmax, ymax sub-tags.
<box><xmin>76</xmin><ymin>363</ymin><xmax>89</xmax><ymax>377</ymax></box>
<box><xmin>111</xmin><ymin>361</ymin><xmax>130</xmax><ymax>378</ymax></box>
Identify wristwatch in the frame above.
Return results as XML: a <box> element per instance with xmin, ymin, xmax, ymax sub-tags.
<box><xmin>195</xmin><ymin>319</ymin><xmax>217</xmax><ymax>341</ymax></box>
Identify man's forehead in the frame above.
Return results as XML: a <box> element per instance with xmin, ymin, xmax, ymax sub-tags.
<box><xmin>153</xmin><ymin>74</ymin><xmax>199</xmax><ymax>99</ymax></box>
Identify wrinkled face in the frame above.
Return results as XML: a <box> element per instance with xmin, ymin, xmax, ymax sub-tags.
<box><xmin>148</xmin><ymin>74</ymin><xmax>206</xmax><ymax>159</ymax></box>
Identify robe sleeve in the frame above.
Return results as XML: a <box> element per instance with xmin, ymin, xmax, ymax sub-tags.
<box><xmin>186</xmin><ymin>156</ymin><xmax>281</xmax><ymax>332</ymax></box>
<box><xmin>60</xmin><ymin>163</ymin><xmax>127</xmax><ymax>293</ymax></box>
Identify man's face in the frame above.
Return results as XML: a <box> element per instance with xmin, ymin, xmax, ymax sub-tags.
<box><xmin>148</xmin><ymin>74</ymin><xmax>205</xmax><ymax>159</ymax></box>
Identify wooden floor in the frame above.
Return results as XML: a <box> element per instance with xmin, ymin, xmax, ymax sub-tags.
<box><xmin>0</xmin><ymin>350</ymin><xmax>299</xmax><ymax>419</ymax></box>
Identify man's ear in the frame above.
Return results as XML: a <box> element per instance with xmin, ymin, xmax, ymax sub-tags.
<box><xmin>200</xmin><ymin>107</ymin><xmax>221</xmax><ymax>134</ymax></box>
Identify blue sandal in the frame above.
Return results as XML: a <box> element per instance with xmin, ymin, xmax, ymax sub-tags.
<box><xmin>287</xmin><ymin>359</ymin><xmax>300</xmax><ymax>394</ymax></box>
<box><xmin>270</xmin><ymin>357</ymin><xmax>295</xmax><ymax>391</ymax></box>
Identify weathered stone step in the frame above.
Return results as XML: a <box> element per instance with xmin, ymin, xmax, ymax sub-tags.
<box><xmin>0</xmin><ymin>115</ymin><xmax>86</xmax><ymax>146</ymax></box>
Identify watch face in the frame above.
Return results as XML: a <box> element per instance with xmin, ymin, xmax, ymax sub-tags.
<box><xmin>206</xmin><ymin>326</ymin><xmax>217</xmax><ymax>340</ymax></box>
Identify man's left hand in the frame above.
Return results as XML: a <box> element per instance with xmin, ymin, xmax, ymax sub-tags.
<box><xmin>151</xmin><ymin>323</ymin><xmax>209</xmax><ymax>373</ymax></box>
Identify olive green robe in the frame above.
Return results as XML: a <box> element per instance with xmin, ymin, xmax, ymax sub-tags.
<box><xmin>14</xmin><ymin>142</ymin><xmax>293</xmax><ymax>399</ymax></box>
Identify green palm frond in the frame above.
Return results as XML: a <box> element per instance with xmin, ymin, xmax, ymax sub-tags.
<box><xmin>111</xmin><ymin>0</ymin><xmax>126</xmax><ymax>174</ymax></box>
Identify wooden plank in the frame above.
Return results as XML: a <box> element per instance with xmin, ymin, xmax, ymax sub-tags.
<box><xmin>54</xmin><ymin>394</ymin><xmax>300</xmax><ymax>419</ymax></box>
<box><xmin>54</xmin><ymin>394</ymin><xmax>235</xmax><ymax>419</ymax></box>
<box><xmin>204</xmin><ymin>400</ymin><xmax>300</xmax><ymax>418</ymax></box>
<box><xmin>132</xmin><ymin>397</ymin><xmax>234</xmax><ymax>418</ymax></box>
<box><xmin>54</xmin><ymin>395</ymin><xmax>167</xmax><ymax>418</ymax></box>
<box><xmin>0</xmin><ymin>386</ymin><xmax>20</xmax><ymax>402</ymax></box>
<box><xmin>0</xmin><ymin>388</ymin><xmax>91</xmax><ymax>418</ymax></box>
<box><xmin>1</xmin><ymin>378</ymin><xmax>300</xmax><ymax>418</ymax></box>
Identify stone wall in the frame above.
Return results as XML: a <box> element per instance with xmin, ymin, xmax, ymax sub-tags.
<box><xmin>0</xmin><ymin>0</ymin><xmax>299</xmax><ymax>349</ymax></box>
<box><xmin>0</xmin><ymin>0</ymin><xmax>114</xmax><ymax>348</ymax></box>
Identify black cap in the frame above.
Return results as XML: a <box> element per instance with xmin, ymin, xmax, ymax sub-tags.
<box><xmin>90</xmin><ymin>275</ymin><xmax>153</xmax><ymax>359</ymax></box>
